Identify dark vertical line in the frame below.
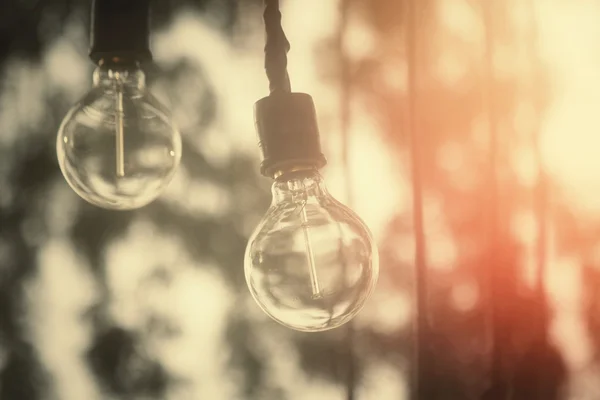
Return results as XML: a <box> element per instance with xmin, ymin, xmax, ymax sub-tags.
<box><xmin>527</xmin><ymin>0</ymin><xmax>548</xmax><ymax>317</ymax></box>
<box><xmin>526</xmin><ymin>7</ymin><xmax>560</xmax><ymax>396</ymax></box>
<box><xmin>406</xmin><ymin>0</ymin><xmax>429</xmax><ymax>399</ymax></box>
<box><xmin>481</xmin><ymin>1</ymin><xmax>506</xmax><ymax>399</ymax></box>
<box><xmin>338</xmin><ymin>1</ymin><xmax>355</xmax><ymax>399</ymax></box>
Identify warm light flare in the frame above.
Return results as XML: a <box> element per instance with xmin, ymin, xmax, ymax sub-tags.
<box><xmin>537</xmin><ymin>1</ymin><xmax>600</xmax><ymax>214</ymax></box>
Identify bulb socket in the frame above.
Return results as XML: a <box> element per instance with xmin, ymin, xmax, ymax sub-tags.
<box><xmin>89</xmin><ymin>0</ymin><xmax>153</xmax><ymax>65</ymax></box>
<box><xmin>254</xmin><ymin>92</ymin><xmax>327</xmax><ymax>178</ymax></box>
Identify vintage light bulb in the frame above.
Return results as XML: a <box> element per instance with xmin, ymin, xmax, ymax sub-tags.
<box><xmin>245</xmin><ymin>168</ymin><xmax>379</xmax><ymax>331</ymax></box>
<box><xmin>245</xmin><ymin>90</ymin><xmax>380</xmax><ymax>332</ymax></box>
<box><xmin>56</xmin><ymin>0</ymin><xmax>180</xmax><ymax>209</ymax></box>
<box><xmin>57</xmin><ymin>64</ymin><xmax>181</xmax><ymax>210</ymax></box>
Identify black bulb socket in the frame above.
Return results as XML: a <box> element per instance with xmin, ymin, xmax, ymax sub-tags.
<box><xmin>89</xmin><ymin>0</ymin><xmax>153</xmax><ymax>66</ymax></box>
<box><xmin>254</xmin><ymin>92</ymin><xmax>327</xmax><ymax>178</ymax></box>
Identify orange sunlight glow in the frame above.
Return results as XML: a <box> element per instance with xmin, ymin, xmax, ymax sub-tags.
<box><xmin>537</xmin><ymin>1</ymin><xmax>600</xmax><ymax>215</ymax></box>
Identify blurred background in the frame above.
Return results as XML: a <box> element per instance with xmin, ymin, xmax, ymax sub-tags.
<box><xmin>1</xmin><ymin>0</ymin><xmax>600</xmax><ymax>399</ymax></box>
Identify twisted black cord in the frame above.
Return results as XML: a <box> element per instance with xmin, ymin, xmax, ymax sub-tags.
<box><xmin>263</xmin><ymin>0</ymin><xmax>291</xmax><ymax>93</ymax></box>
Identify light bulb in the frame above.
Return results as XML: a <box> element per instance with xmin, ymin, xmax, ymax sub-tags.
<box><xmin>245</xmin><ymin>168</ymin><xmax>379</xmax><ymax>332</ymax></box>
<box><xmin>57</xmin><ymin>64</ymin><xmax>181</xmax><ymax>210</ymax></box>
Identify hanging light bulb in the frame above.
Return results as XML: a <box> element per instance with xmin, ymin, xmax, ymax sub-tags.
<box><xmin>57</xmin><ymin>0</ymin><xmax>181</xmax><ymax>210</ymax></box>
<box><xmin>57</xmin><ymin>63</ymin><xmax>181</xmax><ymax>210</ymax></box>
<box><xmin>245</xmin><ymin>166</ymin><xmax>379</xmax><ymax>332</ymax></box>
<box><xmin>245</xmin><ymin>92</ymin><xmax>379</xmax><ymax>331</ymax></box>
<box><xmin>246</xmin><ymin>1</ymin><xmax>379</xmax><ymax>332</ymax></box>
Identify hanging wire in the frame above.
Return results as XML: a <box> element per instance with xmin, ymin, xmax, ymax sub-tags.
<box><xmin>406</xmin><ymin>0</ymin><xmax>429</xmax><ymax>398</ymax></box>
<box><xmin>263</xmin><ymin>0</ymin><xmax>292</xmax><ymax>93</ymax></box>
<box><xmin>338</xmin><ymin>1</ymin><xmax>355</xmax><ymax>398</ymax></box>
<box><xmin>481</xmin><ymin>0</ymin><xmax>511</xmax><ymax>398</ymax></box>
<box><xmin>527</xmin><ymin>2</ymin><xmax>561</xmax><ymax>395</ymax></box>
<box><xmin>526</xmin><ymin>0</ymin><xmax>548</xmax><ymax>321</ymax></box>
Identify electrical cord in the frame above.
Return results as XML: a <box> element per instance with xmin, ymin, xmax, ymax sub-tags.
<box><xmin>263</xmin><ymin>0</ymin><xmax>291</xmax><ymax>94</ymax></box>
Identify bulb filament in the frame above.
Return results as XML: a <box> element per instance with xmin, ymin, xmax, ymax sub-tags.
<box><xmin>114</xmin><ymin>73</ymin><xmax>125</xmax><ymax>178</ymax></box>
<box><xmin>300</xmin><ymin>203</ymin><xmax>322</xmax><ymax>298</ymax></box>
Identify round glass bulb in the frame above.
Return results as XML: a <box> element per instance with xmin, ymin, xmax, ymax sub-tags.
<box><xmin>57</xmin><ymin>65</ymin><xmax>181</xmax><ymax>210</ymax></box>
<box><xmin>245</xmin><ymin>169</ymin><xmax>379</xmax><ymax>332</ymax></box>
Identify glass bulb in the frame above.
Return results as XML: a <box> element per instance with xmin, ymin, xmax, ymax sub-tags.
<box><xmin>57</xmin><ymin>65</ymin><xmax>181</xmax><ymax>210</ymax></box>
<box><xmin>245</xmin><ymin>169</ymin><xmax>379</xmax><ymax>332</ymax></box>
